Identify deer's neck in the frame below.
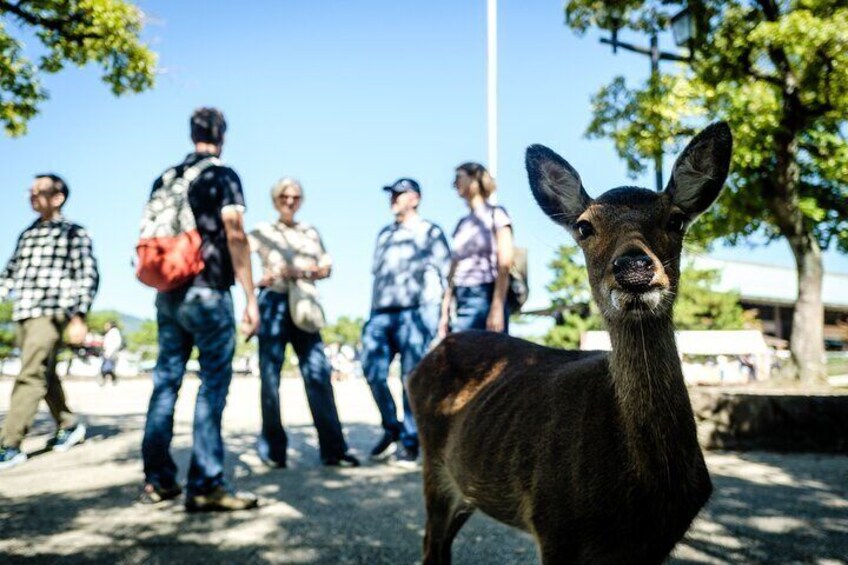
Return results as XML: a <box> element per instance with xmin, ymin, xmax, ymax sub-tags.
<box><xmin>607</xmin><ymin>318</ymin><xmax>700</xmax><ymax>485</ymax></box>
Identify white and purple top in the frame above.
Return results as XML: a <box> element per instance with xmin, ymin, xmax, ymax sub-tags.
<box><xmin>451</xmin><ymin>203</ymin><xmax>512</xmax><ymax>288</ymax></box>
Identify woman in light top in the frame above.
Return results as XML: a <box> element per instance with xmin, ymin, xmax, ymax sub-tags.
<box><xmin>248</xmin><ymin>178</ymin><xmax>358</xmax><ymax>468</ymax></box>
<box><xmin>438</xmin><ymin>162</ymin><xmax>513</xmax><ymax>336</ymax></box>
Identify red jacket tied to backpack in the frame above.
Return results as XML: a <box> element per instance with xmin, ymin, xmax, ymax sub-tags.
<box><xmin>136</xmin><ymin>157</ymin><xmax>220</xmax><ymax>291</ymax></box>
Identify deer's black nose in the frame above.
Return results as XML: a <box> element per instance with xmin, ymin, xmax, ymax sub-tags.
<box><xmin>613</xmin><ymin>251</ymin><xmax>655</xmax><ymax>291</ymax></box>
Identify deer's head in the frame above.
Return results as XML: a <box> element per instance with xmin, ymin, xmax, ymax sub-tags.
<box><xmin>526</xmin><ymin>123</ymin><xmax>732</xmax><ymax>322</ymax></box>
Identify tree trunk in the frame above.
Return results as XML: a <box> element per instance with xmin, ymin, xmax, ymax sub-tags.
<box><xmin>788</xmin><ymin>235</ymin><xmax>826</xmax><ymax>383</ymax></box>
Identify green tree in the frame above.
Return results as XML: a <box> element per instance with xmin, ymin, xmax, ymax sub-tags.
<box><xmin>543</xmin><ymin>246</ymin><xmax>750</xmax><ymax>348</ymax></box>
<box><xmin>0</xmin><ymin>300</ymin><xmax>16</xmax><ymax>363</ymax></box>
<box><xmin>543</xmin><ymin>244</ymin><xmax>602</xmax><ymax>349</ymax></box>
<box><xmin>126</xmin><ymin>319</ymin><xmax>156</xmax><ymax>360</ymax></box>
<box><xmin>674</xmin><ymin>262</ymin><xmax>749</xmax><ymax>330</ymax></box>
<box><xmin>86</xmin><ymin>310</ymin><xmax>123</xmax><ymax>334</ymax></box>
<box><xmin>321</xmin><ymin>316</ymin><xmax>364</xmax><ymax>347</ymax></box>
<box><xmin>564</xmin><ymin>1</ymin><xmax>847</xmax><ymax>381</ymax></box>
<box><xmin>0</xmin><ymin>0</ymin><xmax>156</xmax><ymax>135</ymax></box>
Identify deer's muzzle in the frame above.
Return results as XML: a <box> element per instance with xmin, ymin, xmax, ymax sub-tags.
<box><xmin>612</xmin><ymin>252</ymin><xmax>656</xmax><ymax>293</ymax></box>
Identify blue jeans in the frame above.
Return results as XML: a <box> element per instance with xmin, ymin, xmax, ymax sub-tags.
<box><xmin>257</xmin><ymin>289</ymin><xmax>348</xmax><ymax>465</ymax></box>
<box><xmin>142</xmin><ymin>286</ymin><xmax>236</xmax><ymax>496</ymax></box>
<box><xmin>452</xmin><ymin>283</ymin><xmax>509</xmax><ymax>334</ymax></box>
<box><xmin>361</xmin><ymin>304</ymin><xmax>439</xmax><ymax>452</ymax></box>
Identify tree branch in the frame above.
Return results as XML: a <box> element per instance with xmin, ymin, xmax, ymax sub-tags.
<box><xmin>599</xmin><ymin>38</ymin><xmax>691</xmax><ymax>63</ymax></box>
<box><xmin>0</xmin><ymin>0</ymin><xmax>102</xmax><ymax>40</ymax></box>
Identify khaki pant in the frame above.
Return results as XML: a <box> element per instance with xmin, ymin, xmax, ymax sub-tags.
<box><xmin>0</xmin><ymin>315</ymin><xmax>76</xmax><ymax>448</ymax></box>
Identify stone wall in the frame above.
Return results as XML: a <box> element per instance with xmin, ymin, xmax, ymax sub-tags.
<box><xmin>691</xmin><ymin>389</ymin><xmax>848</xmax><ymax>453</ymax></box>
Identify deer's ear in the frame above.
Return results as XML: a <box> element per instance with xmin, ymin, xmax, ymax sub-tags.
<box><xmin>526</xmin><ymin>144</ymin><xmax>591</xmax><ymax>226</ymax></box>
<box><xmin>666</xmin><ymin>122</ymin><xmax>732</xmax><ymax>220</ymax></box>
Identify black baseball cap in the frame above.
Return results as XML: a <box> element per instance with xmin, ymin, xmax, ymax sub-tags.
<box><xmin>383</xmin><ymin>178</ymin><xmax>421</xmax><ymax>195</ymax></box>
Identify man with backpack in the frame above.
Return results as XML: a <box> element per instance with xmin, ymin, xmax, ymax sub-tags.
<box><xmin>0</xmin><ymin>174</ymin><xmax>98</xmax><ymax>470</ymax></box>
<box><xmin>361</xmin><ymin>178</ymin><xmax>451</xmax><ymax>465</ymax></box>
<box><xmin>137</xmin><ymin>108</ymin><xmax>260</xmax><ymax>511</ymax></box>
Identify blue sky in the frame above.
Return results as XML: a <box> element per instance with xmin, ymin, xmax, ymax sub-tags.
<box><xmin>1</xmin><ymin>0</ymin><xmax>846</xmax><ymax>326</ymax></box>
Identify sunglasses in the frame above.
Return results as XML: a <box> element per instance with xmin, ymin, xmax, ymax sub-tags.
<box><xmin>276</xmin><ymin>193</ymin><xmax>302</xmax><ymax>202</ymax></box>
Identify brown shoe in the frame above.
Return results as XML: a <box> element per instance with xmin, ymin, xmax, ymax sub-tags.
<box><xmin>185</xmin><ymin>486</ymin><xmax>258</xmax><ymax>512</ymax></box>
<box><xmin>138</xmin><ymin>483</ymin><xmax>183</xmax><ymax>505</ymax></box>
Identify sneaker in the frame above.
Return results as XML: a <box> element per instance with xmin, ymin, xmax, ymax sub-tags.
<box><xmin>258</xmin><ymin>455</ymin><xmax>286</xmax><ymax>469</ymax></box>
<box><xmin>52</xmin><ymin>423</ymin><xmax>86</xmax><ymax>453</ymax></box>
<box><xmin>185</xmin><ymin>486</ymin><xmax>259</xmax><ymax>513</ymax></box>
<box><xmin>0</xmin><ymin>446</ymin><xmax>27</xmax><ymax>471</ymax></box>
<box><xmin>369</xmin><ymin>430</ymin><xmax>399</xmax><ymax>461</ymax></box>
<box><xmin>392</xmin><ymin>444</ymin><xmax>419</xmax><ymax>467</ymax></box>
<box><xmin>137</xmin><ymin>483</ymin><xmax>183</xmax><ymax>505</ymax></box>
<box><xmin>323</xmin><ymin>452</ymin><xmax>361</xmax><ymax>468</ymax></box>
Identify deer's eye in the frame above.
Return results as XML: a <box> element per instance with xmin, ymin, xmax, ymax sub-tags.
<box><xmin>575</xmin><ymin>220</ymin><xmax>595</xmax><ymax>240</ymax></box>
<box><xmin>666</xmin><ymin>214</ymin><xmax>686</xmax><ymax>233</ymax></box>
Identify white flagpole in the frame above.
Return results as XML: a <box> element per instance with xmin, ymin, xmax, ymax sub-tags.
<box><xmin>487</xmin><ymin>0</ymin><xmax>498</xmax><ymax>179</ymax></box>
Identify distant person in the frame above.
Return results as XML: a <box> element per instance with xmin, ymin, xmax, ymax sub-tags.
<box><xmin>0</xmin><ymin>174</ymin><xmax>99</xmax><ymax>471</ymax></box>
<box><xmin>438</xmin><ymin>162</ymin><xmax>513</xmax><ymax>336</ymax></box>
<box><xmin>362</xmin><ymin>178</ymin><xmax>451</xmax><ymax>464</ymax></box>
<box><xmin>138</xmin><ymin>107</ymin><xmax>260</xmax><ymax>511</ymax></box>
<box><xmin>99</xmin><ymin>321</ymin><xmax>123</xmax><ymax>386</ymax></box>
<box><xmin>248</xmin><ymin>178</ymin><xmax>359</xmax><ymax>468</ymax></box>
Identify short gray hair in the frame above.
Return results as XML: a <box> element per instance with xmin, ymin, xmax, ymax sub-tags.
<box><xmin>270</xmin><ymin>177</ymin><xmax>303</xmax><ymax>201</ymax></box>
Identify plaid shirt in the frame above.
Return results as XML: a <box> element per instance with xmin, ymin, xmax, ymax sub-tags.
<box><xmin>0</xmin><ymin>216</ymin><xmax>100</xmax><ymax>322</ymax></box>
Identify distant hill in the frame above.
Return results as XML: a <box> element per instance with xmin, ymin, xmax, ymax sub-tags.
<box><xmin>88</xmin><ymin>310</ymin><xmax>148</xmax><ymax>334</ymax></box>
<box><xmin>120</xmin><ymin>313</ymin><xmax>146</xmax><ymax>333</ymax></box>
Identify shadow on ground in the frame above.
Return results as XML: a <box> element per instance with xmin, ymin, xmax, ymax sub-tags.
<box><xmin>1</xmin><ymin>412</ymin><xmax>846</xmax><ymax>564</ymax></box>
<box><xmin>0</xmin><ymin>416</ymin><xmax>534</xmax><ymax>565</ymax></box>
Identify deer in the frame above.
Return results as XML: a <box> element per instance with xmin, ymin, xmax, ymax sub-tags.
<box><xmin>407</xmin><ymin>123</ymin><xmax>732</xmax><ymax>564</ymax></box>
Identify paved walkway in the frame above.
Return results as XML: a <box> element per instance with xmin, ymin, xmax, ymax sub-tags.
<box><xmin>1</xmin><ymin>376</ymin><xmax>846</xmax><ymax>564</ymax></box>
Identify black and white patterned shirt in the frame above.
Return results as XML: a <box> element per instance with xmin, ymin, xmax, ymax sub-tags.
<box><xmin>0</xmin><ymin>216</ymin><xmax>100</xmax><ymax>322</ymax></box>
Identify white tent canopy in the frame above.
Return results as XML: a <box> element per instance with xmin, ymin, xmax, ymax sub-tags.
<box><xmin>581</xmin><ymin>330</ymin><xmax>770</xmax><ymax>355</ymax></box>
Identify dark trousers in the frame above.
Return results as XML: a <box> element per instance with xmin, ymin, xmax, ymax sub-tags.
<box><xmin>452</xmin><ymin>283</ymin><xmax>510</xmax><ymax>334</ymax></box>
<box><xmin>142</xmin><ymin>286</ymin><xmax>235</xmax><ymax>496</ymax></box>
<box><xmin>360</xmin><ymin>304</ymin><xmax>439</xmax><ymax>452</ymax></box>
<box><xmin>257</xmin><ymin>289</ymin><xmax>348</xmax><ymax>465</ymax></box>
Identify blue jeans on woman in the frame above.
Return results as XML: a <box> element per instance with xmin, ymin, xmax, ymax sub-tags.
<box><xmin>452</xmin><ymin>283</ymin><xmax>510</xmax><ymax>334</ymax></box>
<box><xmin>360</xmin><ymin>304</ymin><xmax>440</xmax><ymax>454</ymax></box>
<box><xmin>257</xmin><ymin>289</ymin><xmax>349</xmax><ymax>466</ymax></box>
<box><xmin>142</xmin><ymin>286</ymin><xmax>236</xmax><ymax>497</ymax></box>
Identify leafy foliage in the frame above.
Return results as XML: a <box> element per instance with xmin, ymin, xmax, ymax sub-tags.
<box><xmin>543</xmin><ymin>244</ymin><xmax>602</xmax><ymax>349</ymax></box>
<box><xmin>0</xmin><ymin>0</ymin><xmax>156</xmax><ymax>135</ymax></box>
<box><xmin>125</xmin><ymin>319</ymin><xmax>156</xmax><ymax>360</ymax></box>
<box><xmin>564</xmin><ymin>0</ymin><xmax>846</xmax><ymax>380</ymax></box>
<box><xmin>86</xmin><ymin>309</ymin><xmax>123</xmax><ymax>333</ymax></box>
<box><xmin>565</xmin><ymin>0</ymin><xmax>848</xmax><ymax>252</ymax></box>
<box><xmin>674</xmin><ymin>262</ymin><xmax>750</xmax><ymax>331</ymax></box>
<box><xmin>322</xmin><ymin>316</ymin><xmax>364</xmax><ymax>347</ymax></box>
<box><xmin>0</xmin><ymin>300</ymin><xmax>15</xmax><ymax>360</ymax></box>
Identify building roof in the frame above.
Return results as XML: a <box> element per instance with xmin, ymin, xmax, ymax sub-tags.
<box><xmin>690</xmin><ymin>256</ymin><xmax>848</xmax><ymax>310</ymax></box>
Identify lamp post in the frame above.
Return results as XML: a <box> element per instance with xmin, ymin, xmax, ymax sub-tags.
<box><xmin>670</xmin><ymin>8</ymin><xmax>695</xmax><ymax>48</ymax></box>
<box><xmin>487</xmin><ymin>0</ymin><xmax>498</xmax><ymax>179</ymax></box>
<box><xmin>598</xmin><ymin>7</ymin><xmax>692</xmax><ymax>191</ymax></box>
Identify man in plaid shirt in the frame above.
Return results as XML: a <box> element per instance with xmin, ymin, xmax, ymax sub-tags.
<box><xmin>0</xmin><ymin>174</ymin><xmax>99</xmax><ymax>470</ymax></box>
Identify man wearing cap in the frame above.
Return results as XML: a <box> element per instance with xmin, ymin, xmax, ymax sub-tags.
<box><xmin>0</xmin><ymin>174</ymin><xmax>99</xmax><ymax>470</ymax></box>
<box><xmin>361</xmin><ymin>178</ymin><xmax>451</xmax><ymax>464</ymax></box>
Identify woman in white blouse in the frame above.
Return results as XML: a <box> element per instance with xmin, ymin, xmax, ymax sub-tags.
<box><xmin>248</xmin><ymin>178</ymin><xmax>358</xmax><ymax>468</ymax></box>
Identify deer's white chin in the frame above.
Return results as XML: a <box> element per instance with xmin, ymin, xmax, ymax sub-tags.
<box><xmin>610</xmin><ymin>288</ymin><xmax>664</xmax><ymax>314</ymax></box>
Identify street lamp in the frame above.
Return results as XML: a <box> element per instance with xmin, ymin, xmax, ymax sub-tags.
<box><xmin>670</xmin><ymin>8</ymin><xmax>695</xmax><ymax>47</ymax></box>
<box><xmin>598</xmin><ymin>9</ymin><xmax>691</xmax><ymax>191</ymax></box>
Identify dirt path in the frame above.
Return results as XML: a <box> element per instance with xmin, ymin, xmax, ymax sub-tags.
<box><xmin>1</xmin><ymin>377</ymin><xmax>846</xmax><ymax>564</ymax></box>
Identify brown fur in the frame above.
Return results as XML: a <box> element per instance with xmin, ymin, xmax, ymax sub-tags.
<box><xmin>408</xmin><ymin>124</ymin><xmax>732</xmax><ymax>564</ymax></box>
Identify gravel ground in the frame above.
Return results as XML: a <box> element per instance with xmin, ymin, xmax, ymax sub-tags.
<box><xmin>1</xmin><ymin>376</ymin><xmax>846</xmax><ymax>564</ymax></box>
